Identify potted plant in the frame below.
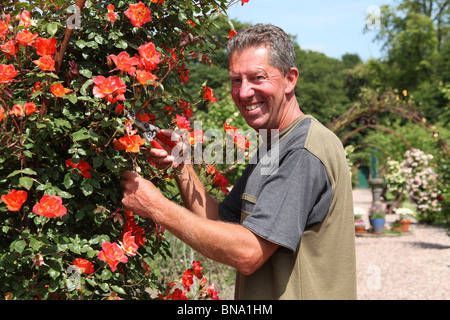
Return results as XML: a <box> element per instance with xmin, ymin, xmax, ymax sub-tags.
<box><xmin>354</xmin><ymin>207</ymin><xmax>367</xmax><ymax>233</ymax></box>
<box><xmin>394</xmin><ymin>207</ymin><xmax>415</xmax><ymax>232</ymax></box>
<box><xmin>390</xmin><ymin>222</ymin><xmax>403</xmax><ymax>232</ymax></box>
<box><xmin>369</xmin><ymin>206</ymin><xmax>386</xmax><ymax>234</ymax></box>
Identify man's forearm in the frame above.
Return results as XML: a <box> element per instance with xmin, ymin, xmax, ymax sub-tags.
<box><xmin>174</xmin><ymin>163</ymin><xmax>221</xmax><ymax>221</ymax></box>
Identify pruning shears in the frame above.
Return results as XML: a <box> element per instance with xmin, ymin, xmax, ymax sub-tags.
<box><xmin>126</xmin><ymin>110</ymin><xmax>177</xmax><ymax>150</ymax></box>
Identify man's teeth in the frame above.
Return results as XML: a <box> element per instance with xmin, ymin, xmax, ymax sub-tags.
<box><xmin>246</xmin><ymin>103</ymin><xmax>262</xmax><ymax>111</ymax></box>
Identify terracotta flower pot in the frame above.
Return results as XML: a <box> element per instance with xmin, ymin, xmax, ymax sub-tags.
<box><xmin>398</xmin><ymin>219</ymin><xmax>410</xmax><ymax>232</ymax></box>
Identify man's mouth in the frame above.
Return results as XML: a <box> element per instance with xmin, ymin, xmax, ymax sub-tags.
<box><xmin>245</xmin><ymin>102</ymin><xmax>263</xmax><ymax>111</ymax></box>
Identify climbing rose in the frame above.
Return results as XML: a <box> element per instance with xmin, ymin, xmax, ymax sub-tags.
<box><xmin>65</xmin><ymin>159</ymin><xmax>92</xmax><ymax>178</ymax></box>
<box><xmin>135</xmin><ymin>69</ymin><xmax>158</xmax><ymax>86</ymax></box>
<box><xmin>0</xmin><ymin>14</ymin><xmax>10</xmax><ymax>39</ymax></box>
<box><xmin>138</xmin><ymin>42</ymin><xmax>161</xmax><ymax>71</ymax></box>
<box><xmin>19</xmin><ymin>10</ymin><xmax>32</xmax><ymax>29</ymax></box>
<box><xmin>0</xmin><ymin>64</ymin><xmax>18</xmax><ymax>83</ymax></box>
<box><xmin>72</xmin><ymin>258</ymin><xmax>95</xmax><ymax>274</ymax></box>
<box><xmin>174</xmin><ymin>114</ymin><xmax>191</xmax><ymax>130</ymax></box>
<box><xmin>1</xmin><ymin>189</ymin><xmax>27</xmax><ymax>211</ymax></box>
<box><xmin>182</xmin><ymin>269</ymin><xmax>194</xmax><ymax>291</ymax></box>
<box><xmin>51</xmin><ymin>83</ymin><xmax>72</xmax><ymax>97</ymax></box>
<box><xmin>32</xmin><ymin>195</ymin><xmax>67</xmax><ymax>218</ymax></box>
<box><xmin>192</xmin><ymin>261</ymin><xmax>203</xmax><ymax>280</ymax></box>
<box><xmin>124</xmin><ymin>1</ymin><xmax>152</xmax><ymax>28</ymax></box>
<box><xmin>113</xmin><ymin>134</ymin><xmax>146</xmax><ymax>153</ymax></box>
<box><xmin>33</xmin><ymin>37</ymin><xmax>57</xmax><ymax>56</ymax></box>
<box><xmin>98</xmin><ymin>242</ymin><xmax>128</xmax><ymax>272</ymax></box>
<box><xmin>0</xmin><ymin>39</ymin><xmax>17</xmax><ymax>57</ymax></box>
<box><xmin>16</xmin><ymin>30</ymin><xmax>38</xmax><ymax>46</ymax></box>
<box><xmin>213</xmin><ymin>173</ymin><xmax>230</xmax><ymax>195</ymax></box>
<box><xmin>202</xmin><ymin>86</ymin><xmax>217</xmax><ymax>102</ymax></box>
<box><xmin>33</xmin><ymin>55</ymin><xmax>56</xmax><ymax>71</ymax></box>
<box><xmin>121</xmin><ymin>231</ymin><xmax>139</xmax><ymax>256</ymax></box>
<box><xmin>15</xmin><ymin>103</ymin><xmax>37</xmax><ymax>117</ymax></box>
<box><xmin>108</xmin><ymin>51</ymin><xmax>139</xmax><ymax>75</ymax></box>
<box><xmin>107</xmin><ymin>4</ymin><xmax>118</xmax><ymax>23</ymax></box>
<box><xmin>228</xmin><ymin>29</ymin><xmax>237</xmax><ymax>39</ymax></box>
<box><xmin>92</xmin><ymin>75</ymin><xmax>126</xmax><ymax>103</ymax></box>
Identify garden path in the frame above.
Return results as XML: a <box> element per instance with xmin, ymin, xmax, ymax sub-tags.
<box><xmin>352</xmin><ymin>188</ymin><xmax>450</xmax><ymax>300</ymax></box>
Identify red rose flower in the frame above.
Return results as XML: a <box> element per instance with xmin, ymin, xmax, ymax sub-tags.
<box><xmin>113</xmin><ymin>134</ymin><xmax>146</xmax><ymax>153</ymax></box>
<box><xmin>0</xmin><ymin>64</ymin><xmax>18</xmax><ymax>83</ymax></box>
<box><xmin>92</xmin><ymin>75</ymin><xmax>127</xmax><ymax>103</ymax></box>
<box><xmin>124</xmin><ymin>1</ymin><xmax>152</xmax><ymax>28</ymax></box>
<box><xmin>33</xmin><ymin>37</ymin><xmax>57</xmax><ymax>56</ymax></box>
<box><xmin>1</xmin><ymin>189</ymin><xmax>27</xmax><ymax>211</ymax></box>
<box><xmin>33</xmin><ymin>55</ymin><xmax>56</xmax><ymax>71</ymax></box>
<box><xmin>32</xmin><ymin>195</ymin><xmax>67</xmax><ymax>218</ymax></box>
<box><xmin>98</xmin><ymin>242</ymin><xmax>128</xmax><ymax>272</ymax></box>
<box><xmin>72</xmin><ymin>258</ymin><xmax>95</xmax><ymax>274</ymax></box>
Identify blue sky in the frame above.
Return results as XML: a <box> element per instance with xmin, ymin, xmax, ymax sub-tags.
<box><xmin>227</xmin><ymin>0</ymin><xmax>398</xmax><ymax>61</ymax></box>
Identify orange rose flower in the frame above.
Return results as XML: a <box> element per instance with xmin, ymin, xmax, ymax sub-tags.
<box><xmin>174</xmin><ymin>114</ymin><xmax>191</xmax><ymax>130</ymax></box>
<box><xmin>12</xmin><ymin>104</ymin><xmax>25</xmax><ymax>117</ymax></box>
<box><xmin>33</xmin><ymin>37</ymin><xmax>57</xmax><ymax>56</ymax></box>
<box><xmin>0</xmin><ymin>39</ymin><xmax>18</xmax><ymax>58</ymax></box>
<box><xmin>32</xmin><ymin>195</ymin><xmax>67</xmax><ymax>218</ymax></box>
<box><xmin>135</xmin><ymin>69</ymin><xmax>158</xmax><ymax>86</ymax></box>
<box><xmin>124</xmin><ymin>1</ymin><xmax>152</xmax><ymax>28</ymax></box>
<box><xmin>16</xmin><ymin>30</ymin><xmax>38</xmax><ymax>46</ymax></box>
<box><xmin>108</xmin><ymin>51</ymin><xmax>139</xmax><ymax>75</ymax></box>
<box><xmin>0</xmin><ymin>106</ymin><xmax>4</xmax><ymax>122</ymax></box>
<box><xmin>1</xmin><ymin>189</ymin><xmax>27</xmax><ymax>211</ymax></box>
<box><xmin>33</xmin><ymin>55</ymin><xmax>56</xmax><ymax>71</ymax></box>
<box><xmin>65</xmin><ymin>159</ymin><xmax>92</xmax><ymax>178</ymax></box>
<box><xmin>50</xmin><ymin>83</ymin><xmax>72</xmax><ymax>97</ymax></box>
<box><xmin>202</xmin><ymin>86</ymin><xmax>217</xmax><ymax>103</ymax></box>
<box><xmin>228</xmin><ymin>29</ymin><xmax>237</xmax><ymax>39</ymax></box>
<box><xmin>121</xmin><ymin>231</ymin><xmax>139</xmax><ymax>256</ymax></box>
<box><xmin>213</xmin><ymin>173</ymin><xmax>230</xmax><ymax>195</ymax></box>
<box><xmin>98</xmin><ymin>242</ymin><xmax>128</xmax><ymax>272</ymax></box>
<box><xmin>72</xmin><ymin>258</ymin><xmax>95</xmax><ymax>274</ymax></box>
<box><xmin>0</xmin><ymin>14</ymin><xmax>10</xmax><ymax>39</ymax></box>
<box><xmin>92</xmin><ymin>75</ymin><xmax>127</xmax><ymax>103</ymax></box>
<box><xmin>113</xmin><ymin>134</ymin><xmax>146</xmax><ymax>153</ymax></box>
<box><xmin>19</xmin><ymin>10</ymin><xmax>32</xmax><ymax>29</ymax></box>
<box><xmin>0</xmin><ymin>64</ymin><xmax>18</xmax><ymax>83</ymax></box>
<box><xmin>138</xmin><ymin>41</ymin><xmax>161</xmax><ymax>71</ymax></box>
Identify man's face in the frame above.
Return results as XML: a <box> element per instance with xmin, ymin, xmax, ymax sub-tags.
<box><xmin>228</xmin><ymin>46</ymin><xmax>292</xmax><ymax>131</ymax></box>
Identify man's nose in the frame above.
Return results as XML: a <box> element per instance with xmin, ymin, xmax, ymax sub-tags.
<box><xmin>239</xmin><ymin>79</ymin><xmax>254</xmax><ymax>99</ymax></box>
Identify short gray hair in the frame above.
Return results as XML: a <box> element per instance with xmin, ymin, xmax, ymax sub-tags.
<box><xmin>227</xmin><ymin>23</ymin><xmax>297</xmax><ymax>75</ymax></box>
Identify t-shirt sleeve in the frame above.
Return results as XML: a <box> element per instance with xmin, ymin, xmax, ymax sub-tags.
<box><xmin>218</xmin><ymin>164</ymin><xmax>254</xmax><ymax>223</ymax></box>
<box><xmin>242</xmin><ymin>149</ymin><xmax>332</xmax><ymax>253</ymax></box>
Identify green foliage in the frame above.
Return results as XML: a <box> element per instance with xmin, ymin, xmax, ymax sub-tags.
<box><xmin>0</xmin><ymin>0</ymin><xmax>237</xmax><ymax>300</ymax></box>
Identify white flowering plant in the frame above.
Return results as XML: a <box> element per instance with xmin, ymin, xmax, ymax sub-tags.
<box><xmin>400</xmin><ymin>148</ymin><xmax>442</xmax><ymax>223</ymax></box>
<box><xmin>394</xmin><ymin>207</ymin><xmax>415</xmax><ymax>220</ymax></box>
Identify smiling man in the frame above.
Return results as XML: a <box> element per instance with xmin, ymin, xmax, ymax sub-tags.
<box><xmin>121</xmin><ymin>24</ymin><xmax>357</xmax><ymax>300</ymax></box>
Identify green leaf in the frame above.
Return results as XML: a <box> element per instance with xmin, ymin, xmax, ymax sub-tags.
<box><xmin>72</xmin><ymin>128</ymin><xmax>90</xmax><ymax>141</ymax></box>
<box><xmin>7</xmin><ymin>168</ymin><xmax>37</xmax><ymax>178</ymax></box>
<box><xmin>79</xmin><ymin>69</ymin><xmax>92</xmax><ymax>78</ymax></box>
<box><xmin>13</xmin><ymin>240</ymin><xmax>27</xmax><ymax>254</ymax></box>
<box><xmin>111</xmin><ymin>285</ymin><xmax>126</xmax><ymax>295</ymax></box>
<box><xmin>47</xmin><ymin>23</ymin><xmax>58</xmax><ymax>36</ymax></box>
<box><xmin>19</xmin><ymin>177</ymin><xmax>33</xmax><ymax>190</ymax></box>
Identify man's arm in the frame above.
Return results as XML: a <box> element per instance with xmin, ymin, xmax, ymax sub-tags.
<box><xmin>121</xmin><ymin>171</ymin><xmax>279</xmax><ymax>275</ymax></box>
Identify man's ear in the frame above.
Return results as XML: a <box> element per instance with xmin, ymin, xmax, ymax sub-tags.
<box><xmin>285</xmin><ymin>67</ymin><xmax>299</xmax><ymax>95</ymax></box>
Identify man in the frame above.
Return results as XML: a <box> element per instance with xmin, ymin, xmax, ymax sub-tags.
<box><xmin>121</xmin><ymin>24</ymin><xmax>357</xmax><ymax>300</ymax></box>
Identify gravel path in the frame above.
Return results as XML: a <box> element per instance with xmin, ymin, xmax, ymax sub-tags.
<box><xmin>353</xmin><ymin>189</ymin><xmax>450</xmax><ymax>300</ymax></box>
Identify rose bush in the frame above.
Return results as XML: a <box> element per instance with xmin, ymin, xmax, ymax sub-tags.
<box><xmin>0</xmin><ymin>0</ymin><xmax>248</xmax><ymax>300</ymax></box>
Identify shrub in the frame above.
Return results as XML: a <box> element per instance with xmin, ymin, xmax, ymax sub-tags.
<box><xmin>0</xmin><ymin>0</ymin><xmax>242</xmax><ymax>300</ymax></box>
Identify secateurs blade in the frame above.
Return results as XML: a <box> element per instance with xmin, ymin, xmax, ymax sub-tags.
<box><xmin>126</xmin><ymin>110</ymin><xmax>177</xmax><ymax>150</ymax></box>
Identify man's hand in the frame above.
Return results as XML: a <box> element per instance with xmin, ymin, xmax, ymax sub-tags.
<box><xmin>121</xmin><ymin>170</ymin><xmax>166</xmax><ymax>222</ymax></box>
<box><xmin>148</xmin><ymin>129</ymin><xmax>188</xmax><ymax>170</ymax></box>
